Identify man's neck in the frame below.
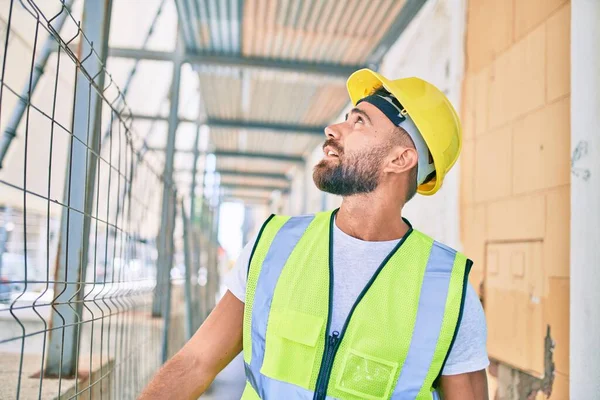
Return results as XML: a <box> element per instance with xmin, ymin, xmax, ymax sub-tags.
<box><xmin>335</xmin><ymin>191</ymin><xmax>409</xmax><ymax>242</ymax></box>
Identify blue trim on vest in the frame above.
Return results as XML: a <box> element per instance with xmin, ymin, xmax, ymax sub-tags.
<box><xmin>391</xmin><ymin>241</ymin><xmax>457</xmax><ymax>399</ymax></box>
<box><xmin>248</xmin><ymin>215</ymin><xmax>315</xmax><ymax>397</ymax></box>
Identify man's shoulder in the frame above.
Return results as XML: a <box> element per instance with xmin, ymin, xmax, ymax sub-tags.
<box><xmin>460</xmin><ymin>284</ymin><xmax>486</xmax><ymax>333</ymax></box>
<box><xmin>410</xmin><ymin>229</ymin><xmax>467</xmax><ymax>259</ymax></box>
<box><xmin>442</xmin><ymin>283</ymin><xmax>489</xmax><ymax>374</ymax></box>
<box><xmin>257</xmin><ymin>211</ymin><xmax>336</xmax><ymax>237</ymax></box>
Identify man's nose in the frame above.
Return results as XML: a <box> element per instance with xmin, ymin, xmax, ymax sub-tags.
<box><xmin>324</xmin><ymin>124</ymin><xmax>340</xmax><ymax>140</ymax></box>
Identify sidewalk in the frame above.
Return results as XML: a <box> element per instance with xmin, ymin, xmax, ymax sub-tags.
<box><xmin>201</xmin><ymin>353</ymin><xmax>246</xmax><ymax>399</ymax></box>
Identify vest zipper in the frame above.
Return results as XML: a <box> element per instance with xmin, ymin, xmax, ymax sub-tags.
<box><xmin>313</xmin><ymin>212</ymin><xmax>338</xmax><ymax>400</ymax></box>
<box><xmin>315</xmin><ymin>331</ymin><xmax>340</xmax><ymax>399</ymax></box>
<box><xmin>312</xmin><ymin>211</ymin><xmax>414</xmax><ymax>400</ymax></box>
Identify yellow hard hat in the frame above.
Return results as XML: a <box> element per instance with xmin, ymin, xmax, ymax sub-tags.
<box><xmin>346</xmin><ymin>68</ymin><xmax>462</xmax><ymax>196</ymax></box>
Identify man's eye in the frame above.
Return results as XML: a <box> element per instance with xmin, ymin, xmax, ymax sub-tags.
<box><xmin>356</xmin><ymin>116</ymin><xmax>364</xmax><ymax>124</ymax></box>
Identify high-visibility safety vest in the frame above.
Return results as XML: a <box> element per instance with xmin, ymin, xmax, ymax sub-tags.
<box><xmin>241</xmin><ymin>210</ymin><xmax>472</xmax><ymax>400</ymax></box>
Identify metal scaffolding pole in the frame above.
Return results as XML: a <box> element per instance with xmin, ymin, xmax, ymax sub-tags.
<box><xmin>46</xmin><ymin>0</ymin><xmax>114</xmax><ymax>378</ymax></box>
<box><xmin>161</xmin><ymin>190</ymin><xmax>177</xmax><ymax>363</ymax></box>
<box><xmin>189</xmin><ymin>122</ymin><xmax>201</xmax><ymax>223</ymax></box>
<box><xmin>152</xmin><ymin>32</ymin><xmax>183</xmax><ymax>317</ymax></box>
<box><xmin>0</xmin><ymin>0</ymin><xmax>75</xmax><ymax>169</ymax></box>
<box><xmin>180</xmin><ymin>200</ymin><xmax>194</xmax><ymax>341</ymax></box>
<box><xmin>188</xmin><ymin>118</ymin><xmax>201</xmax><ymax>332</ymax></box>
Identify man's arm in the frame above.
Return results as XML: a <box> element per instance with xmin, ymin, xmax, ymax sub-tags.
<box><xmin>439</xmin><ymin>369</ymin><xmax>489</xmax><ymax>400</ymax></box>
<box><xmin>138</xmin><ymin>290</ymin><xmax>244</xmax><ymax>399</ymax></box>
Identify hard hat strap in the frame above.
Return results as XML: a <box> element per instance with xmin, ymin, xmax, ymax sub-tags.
<box><xmin>357</xmin><ymin>93</ymin><xmax>435</xmax><ymax>185</ymax></box>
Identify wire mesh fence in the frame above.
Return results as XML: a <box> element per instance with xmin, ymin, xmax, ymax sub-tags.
<box><xmin>0</xmin><ymin>1</ymin><xmax>211</xmax><ymax>398</ymax></box>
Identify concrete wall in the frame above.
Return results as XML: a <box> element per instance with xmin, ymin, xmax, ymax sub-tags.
<box><xmin>461</xmin><ymin>0</ymin><xmax>571</xmax><ymax>397</ymax></box>
<box><xmin>379</xmin><ymin>0</ymin><xmax>466</xmax><ymax>248</ymax></box>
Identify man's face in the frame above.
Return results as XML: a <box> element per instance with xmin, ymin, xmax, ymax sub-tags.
<box><xmin>313</xmin><ymin>101</ymin><xmax>399</xmax><ymax>196</ymax></box>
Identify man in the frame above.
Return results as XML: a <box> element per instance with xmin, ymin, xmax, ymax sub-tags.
<box><xmin>139</xmin><ymin>69</ymin><xmax>489</xmax><ymax>399</ymax></box>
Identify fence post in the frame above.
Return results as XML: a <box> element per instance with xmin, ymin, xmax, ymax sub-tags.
<box><xmin>191</xmin><ymin>228</ymin><xmax>201</xmax><ymax>330</ymax></box>
<box><xmin>181</xmin><ymin>201</ymin><xmax>194</xmax><ymax>340</ymax></box>
<box><xmin>188</xmin><ymin>123</ymin><xmax>202</xmax><ymax>330</ymax></box>
<box><xmin>152</xmin><ymin>32</ymin><xmax>183</xmax><ymax>317</ymax></box>
<box><xmin>46</xmin><ymin>0</ymin><xmax>114</xmax><ymax>378</ymax></box>
<box><xmin>161</xmin><ymin>190</ymin><xmax>178</xmax><ymax>363</ymax></box>
<box><xmin>201</xmin><ymin>201</ymin><xmax>210</xmax><ymax>319</ymax></box>
<box><xmin>189</xmin><ymin>122</ymin><xmax>201</xmax><ymax>228</ymax></box>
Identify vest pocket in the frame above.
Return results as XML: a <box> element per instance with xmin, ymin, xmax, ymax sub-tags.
<box><xmin>260</xmin><ymin>309</ymin><xmax>324</xmax><ymax>388</ymax></box>
<box><xmin>335</xmin><ymin>349</ymin><xmax>399</xmax><ymax>400</ymax></box>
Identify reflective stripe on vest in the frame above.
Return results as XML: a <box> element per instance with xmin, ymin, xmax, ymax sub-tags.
<box><xmin>246</xmin><ymin>214</ymin><xmax>315</xmax><ymax>399</ymax></box>
<box><xmin>242</xmin><ymin>211</ymin><xmax>470</xmax><ymax>400</ymax></box>
<box><xmin>391</xmin><ymin>241</ymin><xmax>459</xmax><ymax>398</ymax></box>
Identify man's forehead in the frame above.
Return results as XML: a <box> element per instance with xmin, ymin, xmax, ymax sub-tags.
<box><xmin>354</xmin><ymin>101</ymin><xmax>395</xmax><ymax>129</ymax></box>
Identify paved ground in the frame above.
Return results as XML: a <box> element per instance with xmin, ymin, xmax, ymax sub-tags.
<box><xmin>202</xmin><ymin>353</ymin><xmax>246</xmax><ymax>399</ymax></box>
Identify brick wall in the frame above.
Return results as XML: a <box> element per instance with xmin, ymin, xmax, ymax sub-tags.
<box><xmin>461</xmin><ymin>0</ymin><xmax>571</xmax><ymax>398</ymax></box>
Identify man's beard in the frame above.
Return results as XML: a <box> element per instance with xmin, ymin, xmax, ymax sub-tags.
<box><xmin>313</xmin><ymin>142</ymin><xmax>390</xmax><ymax>196</ymax></box>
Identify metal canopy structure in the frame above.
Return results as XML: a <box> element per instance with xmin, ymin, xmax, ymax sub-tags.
<box><xmin>106</xmin><ymin>0</ymin><xmax>426</xmax><ymax>204</ymax></box>
<box><xmin>126</xmin><ymin>114</ymin><xmax>324</xmax><ymax>136</ymax></box>
<box><xmin>109</xmin><ymin>47</ymin><xmax>366</xmax><ymax>77</ymax></box>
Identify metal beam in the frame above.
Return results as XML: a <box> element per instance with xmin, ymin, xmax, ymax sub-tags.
<box><xmin>221</xmin><ymin>183</ymin><xmax>290</xmax><ymax>192</ymax></box>
<box><xmin>208</xmin><ymin>118</ymin><xmax>323</xmax><ymax>136</ymax></box>
<box><xmin>220</xmin><ymin>178</ymin><xmax>289</xmax><ymax>190</ymax></box>
<box><xmin>108</xmin><ymin>47</ymin><xmax>174</xmax><ymax>62</ymax></box>
<box><xmin>46</xmin><ymin>0</ymin><xmax>113</xmax><ymax>378</ymax></box>
<box><xmin>214</xmin><ymin>150</ymin><xmax>304</xmax><ymax>163</ymax></box>
<box><xmin>153</xmin><ymin>33</ymin><xmax>183</xmax><ymax>322</ymax></box>
<box><xmin>124</xmin><ymin>113</ymin><xmax>324</xmax><ymax>136</ymax></box>
<box><xmin>148</xmin><ymin>147</ymin><xmax>305</xmax><ymax>163</ymax></box>
<box><xmin>108</xmin><ymin>47</ymin><xmax>365</xmax><ymax>78</ymax></box>
<box><xmin>124</xmin><ymin>113</ymin><xmax>194</xmax><ymax>124</ymax></box>
<box><xmin>217</xmin><ymin>170</ymin><xmax>291</xmax><ymax>181</ymax></box>
<box><xmin>186</xmin><ymin>53</ymin><xmax>363</xmax><ymax>78</ymax></box>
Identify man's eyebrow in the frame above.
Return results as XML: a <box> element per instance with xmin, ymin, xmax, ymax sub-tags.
<box><xmin>346</xmin><ymin>107</ymin><xmax>372</xmax><ymax>125</ymax></box>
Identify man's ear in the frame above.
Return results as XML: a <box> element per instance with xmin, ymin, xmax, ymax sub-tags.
<box><xmin>383</xmin><ymin>147</ymin><xmax>418</xmax><ymax>175</ymax></box>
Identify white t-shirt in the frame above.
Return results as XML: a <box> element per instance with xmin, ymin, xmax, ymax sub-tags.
<box><xmin>225</xmin><ymin>219</ymin><xmax>489</xmax><ymax>376</ymax></box>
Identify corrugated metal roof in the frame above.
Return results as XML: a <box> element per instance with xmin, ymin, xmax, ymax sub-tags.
<box><xmin>178</xmin><ymin>0</ymin><xmax>405</xmax><ymax>64</ymax></box>
<box><xmin>171</xmin><ymin>0</ymin><xmax>416</xmax><ymax>198</ymax></box>
<box><xmin>241</xmin><ymin>0</ymin><xmax>405</xmax><ymax>64</ymax></box>
<box><xmin>177</xmin><ymin>0</ymin><xmax>243</xmax><ymax>54</ymax></box>
<box><xmin>197</xmin><ymin>68</ymin><xmax>347</xmax><ymax>125</ymax></box>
